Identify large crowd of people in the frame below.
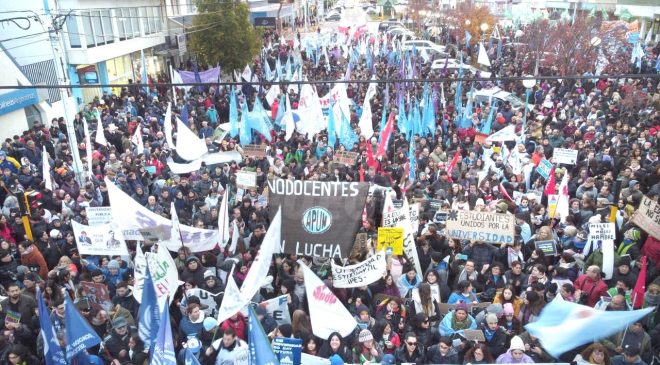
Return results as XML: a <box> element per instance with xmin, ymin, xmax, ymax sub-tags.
<box><xmin>0</xmin><ymin>17</ymin><xmax>658</xmax><ymax>365</ymax></box>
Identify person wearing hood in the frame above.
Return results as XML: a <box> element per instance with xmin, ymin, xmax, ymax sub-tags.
<box><xmin>17</xmin><ymin>240</ymin><xmax>48</xmax><ymax>279</ymax></box>
<box><xmin>480</xmin><ymin>313</ymin><xmax>508</xmax><ymax>358</ymax></box>
<box><xmin>616</xmin><ymin>228</ymin><xmax>643</xmax><ymax>261</ymax></box>
<box><xmin>353</xmin><ymin>304</ymin><xmax>376</xmax><ymax>334</ymax></box>
<box><xmin>220</xmin><ymin>311</ymin><xmax>247</xmax><ymax>342</ymax></box>
<box><xmin>181</xmin><ymin>256</ymin><xmax>206</xmax><ymax>287</ymax></box>
<box><xmin>318</xmin><ymin>332</ymin><xmax>352</xmax><ymax>363</ymax></box>
<box><xmin>425</xmin><ymin>336</ymin><xmax>459</xmax><ymax>364</ymax></box>
<box><xmin>112</xmin><ymin>281</ymin><xmax>138</xmax><ymax>320</ymax></box>
<box><xmin>439</xmin><ymin>301</ymin><xmax>477</xmax><ymax>338</ymax></box>
<box><xmin>396</xmin><ymin>263</ymin><xmax>421</xmax><ymax>298</ymax></box>
<box><xmin>611</xmin><ymin>347</ymin><xmax>649</xmax><ymax>365</ymax></box>
<box><xmin>495</xmin><ymin>336</ymin><xmax>535</xmax><ymax>364</ymax></box>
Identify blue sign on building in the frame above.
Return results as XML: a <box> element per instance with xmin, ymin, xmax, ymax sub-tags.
<box><xmin>0</xmin><ymin>89</ymin><xmax>40</xmax><ymax>116</ymax></box>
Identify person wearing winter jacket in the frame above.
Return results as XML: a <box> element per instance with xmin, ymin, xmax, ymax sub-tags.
<box><xmin>206</xmin><ymin>327</ymin><xmax>248</xmax><ymax>365</ymax></box>
<box><xmin>439</xmin><ymin>301</ymin><xmax>477</xmax><ymax>338</ymax></box>
<box><xmin>496</xmin><ymin>336</ymin><xmax>535</xmax><ymax>364</ymax></box>
<box><xmin>18</xmin><ymin>241</ymin><xmax>48</xmax><ymax>279</ymax></box>
<box><xmin>482</xmin><ymin>313</ymin><xmax>509</xmax><ymax>358</ymax></box>
<box><xmin>425</xmin><ymin>337</ymin><xmax>459</xmax><ymax>364</ymax></box>
<box><xmin>394</xmin><ymin>332</ymin><xmax>426</xmax><ymax>364</ymax></box>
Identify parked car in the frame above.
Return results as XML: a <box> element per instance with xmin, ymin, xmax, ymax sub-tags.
<box><xmin>378</xmin><ymin>21</ymin><xmax>404</xmax><ymax>32</ymax></box>
<box><xmin>325</xmin><ymin>12</ymin><xmax>341</xmax><ymax>21</ymax></box>
<box><xmin>472</xmin><ymin>88</ymin><xmax>525</xmax><ymax>110</ymax></box>
<box><xmin>387</xmin><ymin>27</ymin><xmax>416</xmax><ymax>39</ymax></box>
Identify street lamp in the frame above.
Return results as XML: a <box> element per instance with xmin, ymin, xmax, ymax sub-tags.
<box><xmin>480</xmin><ymin>22</ymin><xmax>489</xmax><ymax>41</ymax></box>
<box><xmin>590</xmin><ymin>36</ymin><xmax>602</xmax><ymax>47</ymax></box>
<box><xmin>521</xmin><ymin>75</ymin><xmax>536</xmax><ymax>139</ymax></box>
<box><xmin>465</xmin><ymin>19</ymin><xmax>471</xmax><ymax>26</ymax></box>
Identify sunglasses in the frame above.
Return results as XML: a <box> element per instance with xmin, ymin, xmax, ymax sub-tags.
<box><xmin>407</xmin><ymin>342</ymin><xmax>417</xmax><ymax>346</ymax></box>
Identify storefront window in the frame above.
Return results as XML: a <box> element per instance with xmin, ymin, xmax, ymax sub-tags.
<box><xmin>25</xmin><ymin>105</ymin><xmax>42</xmax><ymax>128</ymax></box>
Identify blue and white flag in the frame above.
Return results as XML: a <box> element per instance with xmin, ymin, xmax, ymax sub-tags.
<box><xmin>65</xmin><ymin>293</ymin><xmax>101</xmax><ymax>360</ymax></box>
<box><xmin>248</xmin><ymin>306</ymin><xmax>280</xmax><ymax>365</ymax></box>
<box><xmin>151</xmin><ymin>299</ymin><xmax>177</xmax><ymax>365</ymax></box>
<box><xmin>180</xmin><ymin>103</ymin><xmax>189</xmax><ymax>127</ymax></box>
<box><xmin>249</xmin><ymin>99</ymin><xmax>274</xmax><ymax>142</ymax></box>
<box><xmin>37</xmin><ymin>288</ymin><xmax>67</xmax><ymax>365</ymax></box>
<box><xmin>184</xmin><ymin>348</ymin><xmax>202</xmax><ymax>365</ymax></box>
<box><xmin>525</xmin><ymin>298</ymin><xmax>654</xmax><ymax>358</ymax></box>
<box><xmin>338</xmin><ymin>107</ymin><xmax>358</xmax><ymax>150</ymax></box>
<box><xmin>465</xmin><ymin>31</ymin><xmax>472</xmax><ymax>48</ymax></box>
<box><xmin>239</xmin><ymin>101</ymin><xmax>252</xmax><ymax>145</ymax></box>
<box><xmin>328</xmin><ymin>101</ymin><xmax>337</xmax><ymax>148</ymax></box>
<box><xmin>229</xmin><ymin>86</ymin><xmax>239</xmax><ymax>137</ymax></box>
<box><xmin>138</xmin><ymin>265</ymin><xmax>161</xmax><ymax>350</ymax></box>
<box><xmin>408</xmin><ymin>138</ymin><xmax>416</xmax><ymax>183</ymax></box>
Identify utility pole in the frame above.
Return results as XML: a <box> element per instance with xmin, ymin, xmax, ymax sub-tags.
<box><xmin>43</xmin><ymin>0</ymin><xmax>85</xmax><ymax>185</ymax></box>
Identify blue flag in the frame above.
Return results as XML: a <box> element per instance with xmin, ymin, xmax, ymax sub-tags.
<box><xmin>138</xmin><ymin>265</ymin><xmax>160</xmax><ymax>350</ymax></box>
<box><xmin>239</xmin><ymin>101</ymin><xmax>252</xmax><ymax>145</ymax></box>
<box><xmin>328</xmin><ymin>102</ymin><xmax>337</xmax><ymax>148</ymax></box>
<box><xmin>408</xmin><ymin>138</ymin><xmax>416</xmax><ymax>183</ymax></box>
<box><xmin>65</xmin><ymin>293</ymin><xmax>101</xmax><ymax>360</ymax></box>
<box><xmin>465</xmin><ymin>31</ymin><xmax>472</xmax><ymax>49</ymax></box>
<box><xmin>274</xmin><ymin>95</ymin><xmax>286</xmax><ymax>126</ymax></box>
<box><xmin>275</xmin><ymin>57</ymin><xmax>283</xmax><ymax>80</ymax></box>
<box><xmin>248</xmin><ymin>306</ymin><xmax>280</xmax><ymax>365</ymax></box>
<box><xmin>229</xmin><ymin>86</ymin><xmax>239</xmax><ymax>137</ymax></box>
<box><xmin>37</xmin><ymin>288</ymin><xmax>67</xmax><ymax>365</ymax></box>
<box><xmin>180</xmin><ymin>103</ymin><xmax>189</xmax><ymax>127</ymax></box>
<box><xmin>338</xmin><ymin>107</ymin><xmax>358</xmax><ymax>150</ymax></box>
<box><xmin>481</xmin><ymin>97</ymin><xmax>496</xmax><ymax>134</ymax></box>
<box><xmin>184</xmin><ymin>348</ymin><xmax>202</xmax><ymax>365</ymax></box>
<box><xmin>398</xmin><ymin>95</ymin><xmax>408</xmax><ymax>137</ymax></box>
<box><xmin>525</xmin><ymin>298</ymin><xmax>654</xmax><ymax>358</ymax></box>
<box><xmin>250</xmin><ymin>99</ymin><xmax>273</xmax><ymax>142</ymax></box>
<box><xmin>151</xmin><ymin>298</ymin><xmax>177</xmax><ymax>365</ymax></box>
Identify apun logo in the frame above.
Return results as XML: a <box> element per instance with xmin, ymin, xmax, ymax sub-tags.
<box><xmin>302</xmin><ymin>207</ymin><xmax>332</xmax><ymax>234</ymax></box>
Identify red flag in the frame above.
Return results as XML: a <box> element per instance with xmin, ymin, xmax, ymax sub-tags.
<box><xmin>376</xmin><ymin>112</ymin><xmax>395</xmax><ymax>159</ymax></box>
<box><xmin>445</xmin><ymin>148</ymin><xmax>461</xmax><ymax>183</ymax></box>
<box><xmin>359</xmin><ymin>165</ymin><xmax>365</xmax><ymax>182</ymax></box>
<box><xmin>499</xmin><ymin>183</ymin><xmax>514</xmax><ymax>202</ymax></box>
<box><xmin>632</xmin><ymin>256</ymin><xmax>647</xmax><ymax>309</ymax></box>
<box><xmin>545</xmin><ymin>166</ymin><xmax>556</xmax><ymax>195</ymax></box>
<box><xmin>366</xmin><ymin>142</ymin><xmax>377</xmax><ymax>169</ymax></box>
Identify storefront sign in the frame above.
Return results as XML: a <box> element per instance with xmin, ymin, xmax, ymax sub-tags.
<box><xmin>0</xmin><ymin>89</ymin><xmax>39</xmax><ymax>116</ymax></box>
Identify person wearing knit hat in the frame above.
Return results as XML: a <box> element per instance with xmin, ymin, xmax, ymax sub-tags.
<box><xmin>439</xmin><ymin>301</ymin><xmax>477</xmax><ymax>337</ymax></box>
<box><xmin>354</xmin><ymin>304</ymin><xmax>375</xmax><ymax>333</ymax></box>
<box><xmin>482</xmin><ymin>313</ymin><xmax>509</xmax><ymax>358</ymax></box>
<box><xmin>352</xmin><ymin>329</ymin><xmax>383</xmax><ymax>363</ymax></box>
<box><xmin>495</xmin><ymin>335</ymin><xmax>534</xmax><ymax>363</ymax></box>
<box><xmin>498</xmin><ymin>302</ymin><xmax>523</xmax><ymax>336</ymax></box>
<box><xmin>496</xmin><ymin>200</ymin><xmax>509</xmax><ymax>214</ymax></box>
<box><xmin>617</xmin><ymin>228</ymin><xmax>642</xmax><ymax>259</ymax></box>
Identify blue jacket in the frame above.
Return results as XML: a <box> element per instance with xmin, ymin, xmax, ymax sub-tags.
<box><xmin>439</xmin><ymin>310</ymin><xmax>476</xmax><ymax>337</ymax></box>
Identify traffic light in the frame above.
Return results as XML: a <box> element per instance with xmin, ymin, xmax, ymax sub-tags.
<box><xmin>20</xmin><ymin>190</ymin><xmax>42</xmax><ymax>216</ymax></box>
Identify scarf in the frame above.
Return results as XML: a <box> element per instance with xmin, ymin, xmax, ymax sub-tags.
<box><xmin>451</xmin><ymin>313</ymin><xmax>472</xmax><ymax>331</ymax></box>
<box><xmin>458</xmin><ymin>269</ymin><xmax>478</xmax><ymax>283</ymax></box>
<box><xmin>484</xmin><ymin>327</ymin><xmax>497</xmax><ymax>342</ymax></box>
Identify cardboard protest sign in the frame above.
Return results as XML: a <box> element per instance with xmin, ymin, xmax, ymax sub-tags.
<box><xmin>333</xmin><ymin>151</ymin><xmax>359</xmax><ymax>166</ymax></box>
<box><xmin>267</xmin><ymin>179</ymin><xmax>369</xmax><ymax>258</ymax></box>
<box><xmin>382</xmin><ymin>200</ymin><xmax>422</xmax><ymax>275</ymax></box>
<box><xmin>553</xmin><ymin>148</ymin><xmax>578</xmax><ymax>165</ymax></box>
<box><xmin>631</xmin><ymin>196</ymin><xmax>660</xmax><ymax>239</ymax></box>
<box><xmin>80</xmin><ymin>281</ymin><xmax>114</xmax><ymax>311</ymax></box>
<box><xmin>445</xmin><ymin>210</ymin><xmax>515</xmax><ymax>244</ymax></box>
<box><xmin>331</xmin><ymin>251</ymin><xmax>386</xmax><ymax>288</ymax></box>
<box><xmin>235</xmin><ymin>171</ymin><xmax>257</xmax><ymax>189</ymax></box>
<box><xmin>588</xmin><ymin>223</ymin><xmax>616</xmax><ymax>241</ymax></box>
<box><xmin>71</xmin><ymin>220</ymin><xmax>129</xmax><ymax>256</ymax></box>
<box><xmin>377</xmin><ymin>227</ymin><xmax>404</xmax><ymax>255</ymax></box>
<box><xmin>588</xmin><ymin>222</ymin><xmax>616</xmax><ymax>280</ymax></box>
<box><xmin>242</xmin><ymin>144</ymin><xmax>267</xmax><ymax>158</ymax></box>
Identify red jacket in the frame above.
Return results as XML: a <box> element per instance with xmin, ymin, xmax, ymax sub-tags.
<box><xmin>574</xmin><ymin>275</ymin><xmax>608</xmax><ymax>307</ymax></box>
<box><xmin>20</xmin><ymin>245</ymin><xmax>49</xmax><ymax>279</ymax></box>
<box><xmin>221</xmin><ymin>314</ymin><xmax>247</xmax><ymax>341</ymax></box>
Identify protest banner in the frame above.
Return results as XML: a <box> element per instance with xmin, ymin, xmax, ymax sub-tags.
<box><xmin>145</xmin><ymin>245</ymin><xmax>181</xmax><ymax>306</ymax></box>
<box><xmin>631</xmin><ymin>196</ymin><xmax>660</xmax><ymax>239</ymax></box>
<box><xmin>588</xmin><ymin>223</ymin><xmax>616</xmax><ymax>241</ymax></box>
<box><xmin>86</xmin><ymin>206</ymin><xmax>112</xmax><ymax>226</ymax></box>
<box><xmin>331</xmin><ymin>251</ymin><xmax>386</xmax><ymax>288</ymax></box>
<box><xmin>377</xmin><ymin>227</ymin><xmax>403</xmax><ymax>255</ymax></box>
<box><xmin>553</xmin><ymin>148</ymin><xmax>578</xmax><ymax>165</ymax></box>
<box><xmin>588</xmin><ymin>222</ymin><xmax>616</xmax><ymax>280</ymax></box>
<box><xmin>267</xmin><ymin>179</ymin><xmax>369</xmax><ymax>258</ymax></box>
<box><xmin>445</xmin><ymin>210</ymin><xmax>515</xmax><ymax>244</ymax></box>
<box><xmin>474</xmin><ymin>132</ymin><xmax>488</xmax><ymax>144</ymax></box>
<box><xmin>185</xmin><ymin>288</ymin><xmax>220</xmax><ymax>317</ymax></box>
<box><xmin>272</xmin><ymin>337</ymin><xmax>302</xmax><ymax>365</ymax></box>
<box><xmin>242</xmin><ymin>144</ymin><xmax>267</xmax><ymax>158</ymax></box>
<box><xmin>428</xmin><ymin>199</ymin><xmax>443</xmax><ymax>212</ymax></box>
<box><xmin>235</xmin><ymin>170</ymin><xmax>257</xmax><ymax>189</ymax></box>
<box><xmin>333</xmin><ymin>151</ymin><xmax>359</xmax><ymax>166</ymax></box>
<box><xmin>535</xmin><ymin>240</ymin><xmax>557</xmax><ymax>256</ymax></box>
<box><xmin>259</xmin><ymin>295</ymin><xmax>292</xmax><ymax>325</ymax></box>
<box><xmin>536</xmin><ymin>159</ymin><xmax>553</xmax><ymax>179</ymax></box>
<box><xmin>71</xmin><ymin>220</ymin><xmax>129</xmax><ymax>256</ymax></box>
<box><xmin>382</xmin><ymin>200</ymin><xmax>422</xmax><ymax>275</ymax></box>
<box><xmin>80</xmin><ymin>281</ymin><xmax>114</xmax><ymax>312</ymax></box>
<box><xmin>409</xmin><ymin>203</ymin><xmax>420</xmax><ymax>235</ymax></box>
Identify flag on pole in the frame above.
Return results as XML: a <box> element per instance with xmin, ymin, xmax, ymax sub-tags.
<box><xmin>545</xmin><ymin>166</ymin><xmax>556</xmax><ymax>195</ymax></box>
<box><xmin>239</xmin><ymin>101</ymin><xmax>252</xmax><ymax>145</ymax></box>
<box><xmin>94</xmin><ymin>117</ymin><xmax>108</xmax><ymax>147</ymax></box>
<box><xmin>465</xmin><ymin>31</ymin><xmax>472</xmax><ymax>48</ymax></box>
<box><xmin>150</xmin><ymin>298</ymin><xmax>177</xmax><ymax>365</ymax></box>
<box><xmin>42</xmin><ymin>147</ymin><xmax>53</xmax><ymax>191</ymax></box>
<box><xmin>248</xmin><ymin>306</ymin><xmax>281</xmax><ymax>365</ymax></box>
<box><xmin>632</xmin><ymin>256</ymin><xmax>647</xmax><ymax>309</ymax></box>
<box><xmin>240</xmin><ymin>207</ymin><xmax>282</xmax><ymax>302</ymax></box>
<box><xmin>376</xmin><ymin>113</ymin><xmax>395</xmax><ymax>159</ymax></box>
<box><xmin>37</xmin><ymin>288</ymin><xmax>67</xmax><ymax>365</ymax></box>
<box><xmin>65</xmin><ymin>293</ymin><xmax>102</xmax><ymax>360</ymax></box>
<box><xmin>229</xmin><ymin>87</ymin><xmax>239</xmax><ymax>137</ymax></box>
<box><xmin>327</xmin><ymin>101</ymin><xmax>337</xmax><ymax>148</ymax></box>
<box><xmin>366</xmin><ymin>141</ymin><xmax>377</xmax><ymax>170</ymax></box>
<box><xmin>218</xmin><ymin>186</ymin><xmax>231</xmax><ymax>247</ymax></box>
<box><xmin>184</xmin><ymin>348</ymin><xmax>202</xmax><ymax>365</ymax></box>
<box><xmin>525</xmin><ymin>298</ymin><xmax>654</xmax><ymax>358</ymax></box>
<box><xmin>83</xmin><ymin>118</ymin><xmax>93</xmax><ymax>177</ymax></box>
<box><xmin>408</xmin><ymin>138</ymin><xmax>416</xmax><ymax>183</ymax></box>
<box><xmin>478</xmin><ymin>42</ymin><xmax>491</xmax><ymax>67</ymax></box>
<box><xmin>138</xmin><ymin>265</ymin><xmax>161</xmax><ymax>350</ymax></box>
<box><xmin>163</xmin><ymin>102</ymin><xmax>174</xmax><ymax>148</ymax></box>
<box><xmin>217</xmin><ymin>268</ymin><xmax>245</xmax><ymax>324</ymax></box>
<box><xmin>446</xmin><ymin>148</ymin><xmax>461</xmax><ymax>182</ymax></box>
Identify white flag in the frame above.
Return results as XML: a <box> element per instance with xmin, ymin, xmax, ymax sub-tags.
<box><xmin>478</xmin><ymin>43</ymin><xmax>491</xmax><ymax>67</ymax></box>
<box><xmin>239</xmin><ymin>207</ymin><xmax>281</xmax><ymax>302</ymax></box>
<box><xmin>131</xmin><ymin>126</ymin><xmax>144</xmax><ymax>155</ymax></box>
<box><xmin>42</xmin><ymin>147</ymin><xmax>53</xmax><ymax>191</ymax></box>
<box><xmin>83</xmin><ymin>118</ymin><xmax>93</xmax><ymax>177</ymax></box>
<box><xmin>175</xmin><ymin>117</ymin><xmax>207</xmax><ymax>161</ymax></box>
<box><xmin>218</xmin><ymin>187</ymin><xmax>231</xmax><ymax>247</ymax></box>
<box><xmin>146</xmin><ymin>244</ymin><xmax>180</xmax><ymax>307</ymax></box>
<box><xmin>94</xmin><ymin>121</ymin><xmax>107</xmax><ymax>147</ymax></box>
<box><xmin>358</xmin><ymin>97</ymin><xmax>374</xmax><ymax>139</ymax></box>
<box><xmin>133</xmin><ymin>244</ymin><xmax>147</xmax><ymax>303</ymax></box>
<box><xmin>486</xmin><ymin>125</ymin><xmax>518</xmax><ymax>142</ymax></box>
<box><xmin>228</xmin><ymin>220</ymin><xmax>240</xmax><ymax>254</ymax></box>
<box><xmin>282</xmin><ymin>94</ymin><xmax>296</xmax><ymax>141</ymax></box>
<box><xmin>216</xmin><ymin>270</ymin><xmax>246</xmax><ymax>324</ymax></box>
<box><xmin>163</xmin><ymin>102</ymin><xmax>174</xmax><ymax>149</ymax></box>
<box><xmin>300</xmin><ymin>261</ymin><xmax>357</xmax><ymax>338</ymax></box>
<box><xmin>241</xmin><ymin>64</ymin><xmax>252</xmax><ymax>82</ymax></box>
<box><xmin>259</xmin><ymin>295</ymin><xmax>291</xmax><ymax>325</ymax></box>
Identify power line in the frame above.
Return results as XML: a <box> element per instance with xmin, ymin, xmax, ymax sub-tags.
<box><xmin>1</xmin><ymin>74</ymin><xmax>658</xmax><ymax>90</ymax></box>
<box><xmin>0</xmin><ymin>38</ymin><xmax>50</xmax><ymax>52</ymax></box>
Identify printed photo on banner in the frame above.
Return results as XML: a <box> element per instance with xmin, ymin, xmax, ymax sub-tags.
<box><xmin>631</xmin><ymin>196</ymin><xmax>659</xmax><ymax>239</ymax></box>
<box><xmin>445</xmin><ymin>210</ymin><xmax>515</xmax><ymax>244</ymax></box>
<box><xmin>80</xmin><ymin>281</ymin><xmax>114</xmax><ymax>312</ymax></box>
<box><xmin>71</xmin><ymin>220</ymin><xmax>129</xmax><ymax>256</ymax></box>
<box><xmin>377</xmin><ymin>227</ymin><xmax>404</xmax><ymax>255</ymax></box>
<box><xmin>267</xmin><ymin>179</ymin><xmax>369</xmax><ymax>258</ymax></box>
<box><xmin>331</xmin><ymin>251</ymin><xmax>386</xmax><ymax>288</ymax></box>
